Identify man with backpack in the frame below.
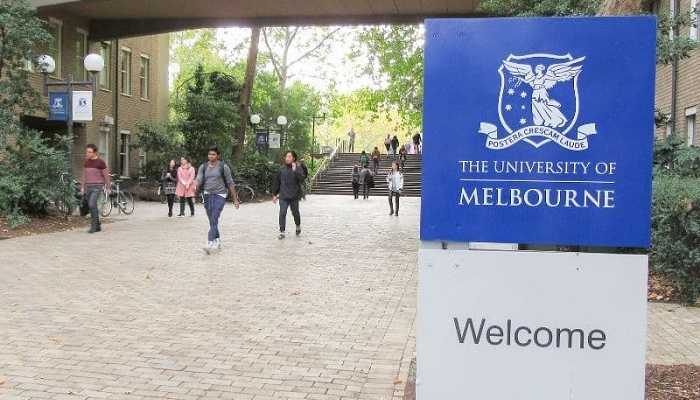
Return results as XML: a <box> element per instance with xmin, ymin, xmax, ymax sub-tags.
<box><xmin>359</xmin><ymin>164</ymin><xmax>375</xmax><ymax>200</ymax></box>
<box><xmin>196</xmin><ymin>146</ymin><xmax>240</xmax><ymax>254</ymax></box>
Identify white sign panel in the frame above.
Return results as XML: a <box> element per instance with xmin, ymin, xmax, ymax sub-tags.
<box><xmin>269</xmin><ymin>132</ymin><xmax>281</xmax><ymax>149</ymax></box>
<box><xmin>418</xmin><ymin>249</ymin><xmax>648</xmax><ymax>400</ymax></box>
<box><xmin>72</xmin><ymin>91</ymin><xmax>93</xmax><ymax>122</ymax></box>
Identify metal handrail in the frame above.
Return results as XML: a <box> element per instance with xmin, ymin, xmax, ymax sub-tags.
<box><xmin>309</xmin><ymin>140</ymin><xmax>345</xmax><ymax>190</ymax></box>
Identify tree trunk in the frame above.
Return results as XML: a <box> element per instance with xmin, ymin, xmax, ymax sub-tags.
<box><xmin>233</xmin><ymin>26</ymin><xmax>261</xmax><ymax>161</ymax></box>
<box><xmin>597</xmin><ymin>0</ymin><xmax>644</xmax><ymax>15</ymax></box>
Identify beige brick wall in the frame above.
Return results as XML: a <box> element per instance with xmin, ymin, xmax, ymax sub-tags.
<box><xmin>654</xmin><ymin>0</ymin><xmax>700</xmax><ymax>145</ymax></box>
<box><xmin>24</xmin><ymin>10</ymin><xmax>169</xmax><ymax>178</ymax></box>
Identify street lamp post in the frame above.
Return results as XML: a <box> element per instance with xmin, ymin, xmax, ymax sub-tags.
<box><xmin>250</xmin><ymin>114</ymin><xmax>288</xmax><ymax>154</ymax></box>
<box><xmin>37</xmin><ymin>53</ymin><xmax>105</xmax><ymax>175</ymax></box>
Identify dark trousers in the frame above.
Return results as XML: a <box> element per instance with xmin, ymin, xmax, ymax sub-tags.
<box><xmin>352</xmin><ymin>182</ymin><xmax>360</xmax><ymax>199</ymax></box>
<box><xmin>204</xmin><ymin>194</ymin><xmax>226</xmax><ymax>242</ymax></box>
<box><xmin>166</xmin><ymin>194</ymin><xmax>175</xmax><ymax>215</ymax></box>
<box><xmin>363</xmin><ymin>184</ymin><xmax>371</xmax><ymax>199</ymax></box>
<box><xmin>179</xmin><ymin>197</ymin><xmax>195</xmax><ymax>216</ymax></box>
<box><xmin>372</xmin><ymin>158</ymin><xmax>379</xmax><ymax>173</ymax></box>
<box><xmin>86</xmin><ymin>185</ymin><xmax>103</xmax><ymax>230</ymax></box>
<box><xmin>279</xmin><ymin>198</ymin><xmax>301</xmax><ymax>232</ymax></box>
<box><xmin>389</xmin><ymin>191</ymin><xmax>400</xmax><ymax>214</ymax></box>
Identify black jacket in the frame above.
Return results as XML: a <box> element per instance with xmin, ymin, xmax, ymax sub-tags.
<box><xmin>272</xmin><ymin>164</ymin><xmax>306</xmax><ymax>200</ymax></box>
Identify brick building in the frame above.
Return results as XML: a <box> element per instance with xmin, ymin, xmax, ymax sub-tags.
<box><xmin>22</xmin><ymin>9</ymin><xmax>169</xmax><ymax>177</ymax></box>
<box><xmin>654</xmin><ymin>0</ymin><xmax>699</xmax><ymax>146</ymax></box>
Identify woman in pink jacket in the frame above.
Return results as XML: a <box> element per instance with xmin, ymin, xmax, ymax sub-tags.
<box><xmin>176</xmin><ymin>156</ymin><xmax>197</xmax><ymax>216</ymax></box>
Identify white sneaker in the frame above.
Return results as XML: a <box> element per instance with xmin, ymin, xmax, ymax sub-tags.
<box><xmin>203</xmin><ymin>241</ymin><xmax>213</xmax><ymax>255</ymax></box>
<box><xmin>214</xmin><ymin>239</ymin><xmax>221</xmax><ymax>252</ymax></box>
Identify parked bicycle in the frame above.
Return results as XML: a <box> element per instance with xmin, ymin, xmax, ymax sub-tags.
<box><xmin>100</xmin><ymin>175</ymin><xmax>135</xmax><ymax>217</ymax></box>
<box><xmin>199</xmin><ymin>178</ymin><xmax>255</xmax><ymax>204</ymax></box>
<box><xmin>51</xmin><ymin>172</ymin><xmax>82</xmax><ymax>218</ymax></box>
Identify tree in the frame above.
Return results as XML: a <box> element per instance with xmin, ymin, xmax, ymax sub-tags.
<box><xmin>233</xmin><ymin>27</ymin><xmax>260</xmax><ymax>161</ymax></box>
<box><xmin>351</xmin><ymin>25</ymin><xmax>423</xmax><ymax>130</ymax></box>
<box><xmin>261</xmin><ymin>26</ymin><xmax>341</xmax><ymax>93</ymax></box>
<box><xmin>478</xmin><ymin>0</ymin><xmax>600</xmax><ymax>16</ymax></box>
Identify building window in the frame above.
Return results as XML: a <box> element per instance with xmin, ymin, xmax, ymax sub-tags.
<box><xmin>691</xmin><ymin>0</ymin><xmax>699</xmax><ymax>40</ymax></box>
<box><xmin>98</xmin><ymin>126</ymin><xmax>111</xmax><ymax>165</ymax></box>
<box><xmin>139</xmin><ymin>55</ymin><xmax>150</xmax><ymax>100</ymax></box>
<box><xmin>45</xmin><ymin>18</ymin><xmax>62</xmax><ymax>77</ymax></box>
<box><xmin>686</xmin><ymin>108</ymin><xmax>697</xmax><ymax>146</ymax></box>
<box><xmin>74</xmin><ymin>29</ymin><xmax>88</xmax><ymax>80</ymax></box>
<box><xmin>139</xmin><ymin>150</ymin><xmax>147</xmax><ymax>172</ymax></box>
<box><xmin>99</xmin><ymin>41</ymin><xmax>112</xmax><ymax>90</ymax></box>
<box><xmin>120</xmin><ymin>47</ymin><xmax>132</xmax><ymax>96</ymax></box>
<box><xmin>120</xmin><ymin>131</ymin><xmax>131</xmax><ymax>176</ymax></box>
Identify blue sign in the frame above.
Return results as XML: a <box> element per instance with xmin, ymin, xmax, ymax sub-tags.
<box><xmin>421</xmin><ymin>17</ymin><xmax>656</xmax><ymax>248</ymax></box>
<box><xmin>48</xmin><ymin>92</ymin><xmax>70</xmax><ymax>121</ymax></box>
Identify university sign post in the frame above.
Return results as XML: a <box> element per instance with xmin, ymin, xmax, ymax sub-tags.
<box><xmin>419</xmin><ymin>17</ymin><xmax>656</xmax><ymax>399</ymax></box>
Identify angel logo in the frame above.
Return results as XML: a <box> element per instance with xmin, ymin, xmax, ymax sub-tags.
<box><xmin>479</xmin><ymin>53</ymin><xmax>597</xmax><ymax>151</ymax></box>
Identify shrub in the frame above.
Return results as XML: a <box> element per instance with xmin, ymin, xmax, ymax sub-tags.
<box><xmin>0</xmin><ymin>130</ymin><xmax>73</xmax><ymax>227</ymax></box>
<box><xmin>131</xmin><ymin>122</ymin><xmax>183</xmax><ymax>181</ymax></box>
<box><xmin>233</xmin><ymin>152</ymin><xmax>279</xmax><ymax>195</ymax></box>
<box><xmin>651</xmin><ymin>175</ymin><xmax>700</xmax><ymax>303</ymax></box>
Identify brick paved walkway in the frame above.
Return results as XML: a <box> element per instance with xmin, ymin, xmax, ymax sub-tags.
<box><xmin>0</xmin><ymin>196</ymin><xmax>697</xmax><ymax>400</ymax></box>
<box><xmin>0</xmin><ymin>196</ymin><xmax>417</xmax><ymax>400</ymax></box>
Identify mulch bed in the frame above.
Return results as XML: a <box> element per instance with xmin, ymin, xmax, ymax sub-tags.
<box><xmin>648</xmin><ymin>271</ymin><xmax>682</xmax><ymax>303</ymax></box>
<box><xmin>0</xmin><ymin>214</ymin><xmax>108</xmax><ymax>240</ymax></box>
<box><xmin>403</xmin><ymin>362</ymin><xmax>699</xmax><ymax>400</ymax></box>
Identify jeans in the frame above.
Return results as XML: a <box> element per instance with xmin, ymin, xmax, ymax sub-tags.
<box><xmin>85</xmin><ymin>185</ymin><xmax>104</xmax><ymax>230</ymax></box>
<box><xmin>352</xmin><ymin>182</ymin><xmax>360</xmax><ymax>199</ymax></box>
<box><xmin>363</xmin><ymin>184</ymin><xmax>371</xmax><ymax>199</ymax></box>
<box><xmin>388</xmin><ymin>191</ymin><xmax>400</xmax><ymax>214</ymax></box>
<box><xmin>166</xmin><ymin>194</ymin><xmax>175</xmax><ymax>215</ymax></box>
<box><xmin>204</xmin><ymin>194</ymin><xmax>226</xmax><ymax>242</ymax></box>
<box><xmin>180</xmin><ymin>197</ymin><xmax>195</xmax><ymax>216</ymax></box>
<box><xmin>372</xmin><ymin>159</ymin><xmax>379</xmax><ymax>174</ymax></box>
<box><xmin>279</xmin><ymin>198</ymin><xmax>300</xmax><ymax>232</ymax></box>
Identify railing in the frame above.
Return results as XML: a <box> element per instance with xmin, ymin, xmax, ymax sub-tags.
<box><xmin>309</xmin><ymin>140</ymin><xmax>344</xmax><ymax>191</ymax></box>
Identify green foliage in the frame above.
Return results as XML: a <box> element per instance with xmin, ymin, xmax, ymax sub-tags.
<box><xmin>0</xmin><ymin>0</ymin><xmax>50</xmax><ymax>148</ymax></box>
<box><xmin>232</xmin><ymin>152</ymin><xmax>279</xmax><ymax>194</ymax></box>
<box><xmin>0</xmin><ymin>130</ymin><xmax>73</xmax><ymax>226</ymax></box>
<box><xmin>478</xmin><ymin>0</ymin><xmax>601</xmax><ymax>16</ymax></box>
<box><xmin>656</xmin><ymin>9</ymin><xmax>699</xmax><ymax>65</ymax></box>
<box><xmin>131</xmin><ymin>122</ymin><xmax>183</xmax><ymax>180</ymax></box>
<box><xmin>651</xmin><ymin>136</ymin><xmax>700</xmax><ymax>303</ymax></box>
<box><xmin>172</xmin><ymin>65</ymin><xmax>242</xmax><ymax>167</ymax></box>
<box><xmin>352</xmin><ymin>25</ymin><xmax>423</xmax><ymax>130</ymax></box>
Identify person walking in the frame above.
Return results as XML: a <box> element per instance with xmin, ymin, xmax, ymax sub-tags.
<box><xmin>398</xmin><ymin>146</ymin><xmax>407</xmax><ymax>171</ymax></box>
<box><xmin>196</xmin><ymin>146</ymin><xmax>240</xmax><ymax>254</ymax></box>
<box><xmin>81</xmin><ymin>144</ymin><xmax>111</xmax><ymax>234</ymax></box>
<box><xmin>391</xmin><ymin>135</ymin><xmax>400</xmax><ymax>158</ymax></box>
<box><xmin>359</xmin><ymin>164</ymin><xmax>374</xmax><ymax>200</ymax></box>
<box><xmin>386</xmin><ymin>161</ymin><xmax>404</xmax><ymax>216</ymax></box>
<box><xmin>359</xmin><ymin>150</ymin><xmax>369</xmax><ymax>168</ymax></box>
<box><xmin>384</xmin><ymin>134</ymin><xmax>391</xmax><ymax>154</ymax></box>
<box><xmin>161</xmin><ymin>159</ymin><xmax>178</xmax><ymax>217</ymax></box>
<box><xmin>176</xmin><ymin>156</ymin><xmax>196</xmax><ymax>217</ymax></box>
<box><xmin>299</xmin><ymin>157</ymin><xmax>309</xmax><ymax>200</ymax></box>
<box><xmin>351</xmin><ymin>164</ymin><xmax>360</xmax><ymax>200</ymax></box>
<box><xmin>413</xmin><ymin>132</ymin><xmax>422</xmax><ymax>154</ymax></box>
<box><xmin>272</xmin><ymin>151</ymin><xmax>307</xmax><ymax>240</ymax></box>
<box><xmin>371</xmin><ymin>146</ymin><xmax>381</xmax><ymax>174</ymax></box>
<box><xmin>347</xmin><ymin>127</ymin><xmax>356</xmax><ymax>153</ymax></box>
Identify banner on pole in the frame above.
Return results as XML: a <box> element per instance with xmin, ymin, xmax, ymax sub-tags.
<box><xmin>72</xmin><ymin>91</ymin><xmax>93</xmax><ymax>122</ymax></box>
<box><xmin>48</xmin><ymin>92</ymin><xmax>69</xmax><ymax>121</ymax></box>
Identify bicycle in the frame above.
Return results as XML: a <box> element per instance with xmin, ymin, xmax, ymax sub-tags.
<box><xmin>199</xmin><ymin>180</ymin><xmax>255</xmax><ymax>204</ymax></box>
<box><xmin>52</xmin><ymin>172</ymin><xmax>82</xmax><ymax>218</ymax></box>
<box><xmin>101</xmin><ymin>175</ymin><xmax>135</xmax><ymax>217</ymax></box>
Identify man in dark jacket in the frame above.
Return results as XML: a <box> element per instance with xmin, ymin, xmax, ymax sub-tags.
<box><xmin>272</xmin><ymin>151</ymin><xmax>307</xmax><ymax>239</ymax></box>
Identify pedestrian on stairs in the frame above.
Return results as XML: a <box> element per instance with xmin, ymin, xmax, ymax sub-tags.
<box><xmin>384</xmin><ymin>134</ymin><xmax>391</xmax><ymax>153</ymax></box>
<box><xmin>371</xmin><ymin>146</ymin><xmax>381</xmax><ymax>174</ymax></box>
<box><xmin>359</xmin><ymin>164</ymin><xmax>375</xmax><ymax>200</ymax></box>
<box><xmin>352</xmin><ymin>164</ymin><xmax>361</xmax><ymax>200</ymax></box>
<box><xmin>347</xmin><ymin>128</ymin><xmax>356</xmax><ymax>153</ymax></box>
<box><xmin>359</xmin><ymin>150</ymin><xmax>369</xmax><ymax>168</ymax></box>
<box><xmin>391</xmin><ymin>135</ymin><xmax>400</xmax><ymax>158</ymax></box>
<box><xmin>398</xmin><ymin>146</ymin><xmax>407</xmax><ymax>171</ymax></box>
<box><xmin>386</xmin><ymin>161</ymin><xmax>404</xmax><ymax>216</ymax></box>
<box><xmin>272</xmin><ymin>151</ymin><xmax>307</xmax><ymax>240</ymax></box>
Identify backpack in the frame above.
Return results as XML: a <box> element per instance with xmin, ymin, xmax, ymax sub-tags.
<box><xmin>201</xmin><ymin>161</ymin><xmax>233</xmax><ymax>190</ymax></box>
<box><xmin>366</xmin><ymin>172</ymin><xmax>375</xmax><ymax>188</ymax></box>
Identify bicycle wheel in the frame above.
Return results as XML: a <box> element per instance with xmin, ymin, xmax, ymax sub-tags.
<box><xmin>237</xmin><ymin>185</ymin><xmax>255</xmax><ymax>203</ymax></box>
<box><xmin>118</xmin><ymin>191</ymin><xmax>135</xmax><ymax>215</ymax></box>
<box><xmin>99</xmin><ymin>192</ymin><xmax>112</xmax><ymax>217</ymax></box>
<box><xmin>53</xmin><ymin>198</ymin><xmax>72</xmax><ymax>218</ymax></box>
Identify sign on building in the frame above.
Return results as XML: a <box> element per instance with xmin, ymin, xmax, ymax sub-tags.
<box><xmin>72</xmin><ymin>91</ymin><xmax>93</xmax><ymax>121</ymax></box>
<box><xmin>421</xmin><ymin>17</ymin><xmax>657</xmax><ymax>248</ymax></box>
<box><xmin>48</xmin><ymin>92</ymin><xmax>69</xmax><ymax>121</ymax></box>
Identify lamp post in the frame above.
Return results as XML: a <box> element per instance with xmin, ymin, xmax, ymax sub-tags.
<box><xmin>250</xmin><ymin>114</ymin><xmax>288</xmax><ymax>153</ymax></box>
<box><xmin>310</xmin><ymin>112</ymin><xmax>327</xmax><ymax>168</ymax></box>
<box><xmin>38</xmin><ymin>53</ymin><xmax>105</xmax><ymax>175</ymax></box>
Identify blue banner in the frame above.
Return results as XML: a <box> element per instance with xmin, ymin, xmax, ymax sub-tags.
<box><xmin>421</xmin><ymin>17</ymin><xmax>656</xmax><ymax>248</ymax></box>
<box><xmin>48</xmin><ymin>92</ymin><xmax>69</xmax><ymax>121</ymax></box>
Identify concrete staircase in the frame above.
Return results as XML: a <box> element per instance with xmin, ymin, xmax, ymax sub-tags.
<box><xmin>311</xmin><ymin>153</ymin><xmax>422</xmax><ymax>197</ymax></box>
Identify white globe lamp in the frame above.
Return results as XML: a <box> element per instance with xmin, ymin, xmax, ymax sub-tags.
<box><xmin>83</xmin><ymin>53</ymin><xmax>105</xmax><ymax>73</ymax></box>
<box><xmin>36</xmin><ymin>55</ymin><xmax>56</xmax><ymax>74</ymax></box>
